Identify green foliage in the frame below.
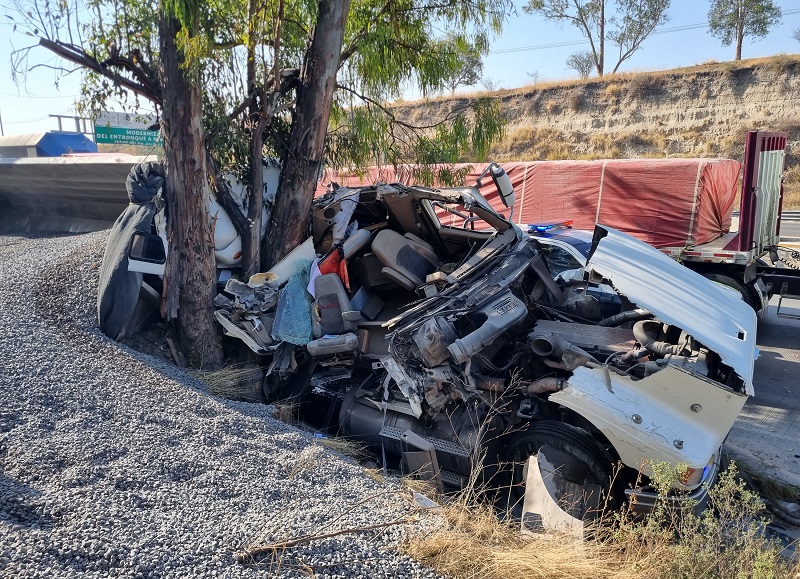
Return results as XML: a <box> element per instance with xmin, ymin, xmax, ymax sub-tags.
<box><xmin>614</xmin><ymin>462</ymin><xmax>795</xmax><ymax>579</ymax></box>
<box><xmin>437</xmin><ymin>35</ymin><xmax>485</xmax><ymax>94</ymax></box>
<box><xmin>11</xmin><ymin>0</ymin><xmax>512</xmax><ymax>212</ymax></box>
<box><xmin>327</xmin><ymin>95</ymin><xmax>504</xmax><ymax>186</ymax></box>
<box><xmin>708</xmin><ymin>0</ymin><xmax>781</xmax><ymax>54</ymax></box>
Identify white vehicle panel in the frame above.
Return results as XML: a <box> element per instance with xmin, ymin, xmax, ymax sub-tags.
<box><xmin>551</xmin><ymin>365</ymin><xmax>747</xmax><ymax>485</ymax></box>
<box><xmin>587</xmin><ymin>225</ymin><xmax>757</xmax><ymax>395</ymax></box>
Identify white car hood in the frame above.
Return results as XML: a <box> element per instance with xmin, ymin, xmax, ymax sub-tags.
<box><xmin>587</xmin><ymin>225</ymin><xmax>756</xmax><ymax>395</ymax></box>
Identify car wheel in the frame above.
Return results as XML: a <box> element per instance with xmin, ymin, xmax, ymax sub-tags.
<box><xmin>702</xmin><ymin>272</ymin><xmax>758</xmax><ymax>311</ymax></box>
<box><xmin>504</xmin><ymin>421</ymin><xmax>619</xmax><ymax>521</ymax></box>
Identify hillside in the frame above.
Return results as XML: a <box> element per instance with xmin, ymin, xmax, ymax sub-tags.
<box><xmin>396</xmin><ymin>55</ymin><xmax>800</xmax><ymax>207</ymax></box>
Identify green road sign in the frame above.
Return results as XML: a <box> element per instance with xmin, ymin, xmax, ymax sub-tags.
<box><xmin>94</xmin><ymin>125</ymin><xmax>161</xmax><ymax>146</ymax></box>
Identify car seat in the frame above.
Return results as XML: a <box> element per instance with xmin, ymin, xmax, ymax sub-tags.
<box><xmin>372</xmin><ymin>230</ymin><xmax>440</xmax><ymax>291</ymax></box>
<box><xmin>312</xmin><ymin>273</ymin><xmax>360</xmax><ymax>338</ymax></box>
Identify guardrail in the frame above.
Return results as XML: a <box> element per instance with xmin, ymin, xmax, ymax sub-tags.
<box><xmin>733</xmin><ymin>211</ymin><xmax>800</xmax><ymax>222</ymax></box>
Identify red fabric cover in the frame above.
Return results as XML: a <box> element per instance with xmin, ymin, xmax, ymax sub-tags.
<box><xmin>316</xmin><ymin>159</ymin><xmax>741</xmax><ymax>249</ymax></box>
<box><xmin>318</xmin><ymin>247</ymin><xmax>350</xmax><ymax>292</ymax></box>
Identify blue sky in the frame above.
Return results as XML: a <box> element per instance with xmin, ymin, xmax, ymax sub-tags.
<box><xmin>1</xmin><ymin>0</ymin><xmax>799</xmax><ymax>136</ymax></box>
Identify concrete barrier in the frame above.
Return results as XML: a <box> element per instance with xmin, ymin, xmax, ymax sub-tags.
<box><xmin>0</xmin><ymin>155</ymin><xmax>155</xmax><ymax>233</ymax></box>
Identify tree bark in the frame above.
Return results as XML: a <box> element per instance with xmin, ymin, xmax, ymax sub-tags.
<box><xmin>241</xmin><ymin>0</ymin><xmax>264</xmax><ymax>280</ymax></box>
<box><xmin>263</xmin><ymin>0</ymin><xmax>352</xmax><ymax>268</ymax></box>
<box><xmin>159</xmin><ymin>13</ymin><xmax>223</xmax><ymax>369</ymax></box>
<box><xmin>735</xmin><ymin>3</ymin><xmax>744</xmax><ymax>61</ymax></box>
<box><xmin>598</xmin><ymin>0</ymin><xmax>605</xmax><ymax>77</ymax></box>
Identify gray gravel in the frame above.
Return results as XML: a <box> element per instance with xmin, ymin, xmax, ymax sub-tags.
<box><xmin>0</xmin><ymin>231</ymin><xmax>442</xmax><ymax>578</ymax></box>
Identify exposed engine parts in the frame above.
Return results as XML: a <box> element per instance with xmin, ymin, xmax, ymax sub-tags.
<box><xmin>211</xmin><ymin>173</ymin><xmax>756</xmax><ymax>524</ymax></box>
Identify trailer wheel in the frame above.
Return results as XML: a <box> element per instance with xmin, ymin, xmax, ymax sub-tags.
<box><xmin>702</xmin><ymin>273</ymin><xmax>758</xmax><ymax>311</ymax></box>
<box><xmin>503</xmin><ymin>421</ymin><xmax>619</xmax><ymax>521</ymax></box>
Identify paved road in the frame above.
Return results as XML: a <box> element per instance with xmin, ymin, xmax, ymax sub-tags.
<box><xmin>780</xmin><ymin>220</ymin><xmax>800</xmax><ymax>240</ymax></box>
<box><xmin>726</xmin><ymin>296</ymin><xmax>800</xmax><ymax>489</ymax></box>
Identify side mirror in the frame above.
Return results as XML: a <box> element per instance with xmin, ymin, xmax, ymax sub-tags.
<box><xmin>128</xmin><ymin>232</ymin><xmax>167</xmax><ymax>275</ymax></box>
<box><xmin>490</xmin><ymin>164</ymin><xmax>516</xmax><ymax>209</ymax></box>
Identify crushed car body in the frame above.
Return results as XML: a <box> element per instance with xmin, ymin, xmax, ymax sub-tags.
<box><xmin>205</xmin><ymin>168</ymin><xmax>757</xmax><ymax>530</ymax></box>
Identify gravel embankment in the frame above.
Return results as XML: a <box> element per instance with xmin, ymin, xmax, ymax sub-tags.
<box><xmin>0</xmin><ymin>231</ymin><xmax>440</xmax><ymax>578</ymax></box>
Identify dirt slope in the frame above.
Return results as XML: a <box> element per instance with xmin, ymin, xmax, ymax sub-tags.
<box><xmin>395</xmin><ymin>55</ymin><xmax>800</xmax><ymax>206</ymax></box>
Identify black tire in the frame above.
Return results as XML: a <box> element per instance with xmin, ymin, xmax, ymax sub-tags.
<box><xmin>701</xmin><ymin>272</ymin><xmax>758</xmax><ymax>311</ymax></box>
<box><xmin>503</xmin><ymin>421</ymin><xmax>619</xmax><ymax>520</ymax></box>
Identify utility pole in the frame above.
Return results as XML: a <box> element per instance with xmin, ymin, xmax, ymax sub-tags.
<box><xmin>0</xmin><ymin>110</ymin><xmax>4</xmax><ymax>136</ymax></box>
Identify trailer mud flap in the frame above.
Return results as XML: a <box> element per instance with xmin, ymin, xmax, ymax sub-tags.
<box><xmin>521</xmin><ymin>454</ymin><xmax>585</xmax><ymax>539</ymax></box>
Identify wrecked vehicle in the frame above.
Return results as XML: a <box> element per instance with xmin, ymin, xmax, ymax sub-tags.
<box><xmin>210</xmin><ymin>164</ymin><xmax>757</xmax><ymax>533</ymax></box>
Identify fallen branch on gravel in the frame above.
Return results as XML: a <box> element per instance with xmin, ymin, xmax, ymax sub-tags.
<box><xmin>236</xmin><ymin>517</ymin><xmax>415</xmax><ymax>564</ymax></box>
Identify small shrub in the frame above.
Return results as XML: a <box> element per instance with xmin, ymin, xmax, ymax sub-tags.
<box><xmin>612</xmin><ymin>462</ymin><xmax>797</xmax><ymax>579</ymax></box>
<box><xmin>545</xmin><ymin>100</ymin><xmax>560</xmax><ymax>116</ymax></box>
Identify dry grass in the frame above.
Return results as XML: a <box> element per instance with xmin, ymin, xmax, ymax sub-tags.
<box><xmin>784</xmin><ymin>166</ymin><xmax>800</xmax><ymax>209</ymax></box>
<box><xmin>394</xmin><ymin>55</ymin><xmax>800</xmax><ymax>107</ymax></box>
<box><xmin>600</xmin><ymin>83</ymin><xmax>624</xmax><ymax>104</ymax></box>
<box><xmin>405</xmin><ymin>485</ymin><xmax>637</xmax><ymax>579</ymax></box>
<box><xmin>272</xmin><ymin>399</ymin><xmax>300</xmax><ymax>424</ymax></box>
<box><xmin>315</xmin><ymin>436</ymin><xmax>371</xmax><ymax>463</ymax></box>
<box><xmin>404</xmin><ymin>463</ymin><xmax>799</xmax><ymax>579</ymax></box>
<box><xmin>191</xmin><ymin>363</ymin><xmax>264</xmax><ymax>402</ymax></box>
<box><xmin>493</xmin><ymin>126</ymin><xmax>567</xmax><ymax>161</ymax></box>
<box><xmin>767</xmin><ymin>53</ymin><xmax>796</xmax><ymax>74</ymax></box>
<box><xmin>589</xmin><ymin>133</ymin><xmax>622</xmax><ymax>158</ymax></box>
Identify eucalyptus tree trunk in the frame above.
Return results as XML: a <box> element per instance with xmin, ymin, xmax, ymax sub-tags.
<box><xmin>264</xmin><ymin>0</ymin><xmax>352</xmax><ymax>267</ymax></box>
<box><xmin>240</xmin><ymin>0</ymin><xmax>264</xmax><ymax>280</ymax></box>
<box><xmin>159</xmin><ymin>13</ymin><xmax>223</xmax><ymax>369</ymax></box>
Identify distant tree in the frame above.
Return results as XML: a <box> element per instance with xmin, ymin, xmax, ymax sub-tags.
<box><xmin>566</xmin><ymin>50</ymin><xmax>595</xmax><ymax>78</ymax></box>
<box><xmin>792</xmin><ymin>27</ymin><xmax>800</xmax><ymax>44</ymax></box>
<box><xmin>524</xmin><ymin>0</ymin><xmax>670</xmax><ymax>77</ymax></box>
<box><xmin>440</xmin><ymin>37</ymin><xmax>484</xmax><ymax>95</ymax></box>
<box><xmin>481</xmin><ymin>76</ymin><xmax>501</xmax><ymax>91</ymax></box>
<box><xmin>526</xmin><ymin>70</ymin><xmax>540</xmax><ymax>84</ymax></box>
<box><xmin>708</xmin><ymin>0</ymin><xmax>782</xmax><ymax>60</ymax></box>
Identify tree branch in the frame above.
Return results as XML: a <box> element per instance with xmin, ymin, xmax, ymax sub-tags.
<box><xmin>335</xmin><ymin>83</ymin><xmax>471</xmax><ymax>131</ymax></box>
<box><xmin>38</xmin><ymin>37</ymin><xmax>161</xmax><ymax>105</ymax></box>
<box><xmin>235</xmin><ymin>517</ymin><xmax>413</xmax><ymax>564</ymax></box>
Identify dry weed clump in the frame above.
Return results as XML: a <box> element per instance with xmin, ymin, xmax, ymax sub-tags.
<box><xmin>601</xmin><ymin>82</ymin><xmax>624</xmax><ymax>104</ymax></box>
<box><xmin>544</xmin><ymin>100</ymin><xmax>560</xmax><ymax>116</ymax></box>
<box><xmin>405</xmin><ymin>484</ymin><xmax>637</xmax><ymax>579</ymax></box>
<box><xmin>568</xmin><ymin>91</ymin><xmax>583</xmax><ymax>112</ymax></box>
<box><xmin>626</xmin><ymin>73</ymin><xmax>666</xmax><ymax>100</ymax></box>
<box><xmin>191</xmin><ymin>362</ymin><xmax>264</xmax><ymax>402</ymax></box>
<box><xmin>588</xmin><ymin>133</ymin><xmax>622</xmax><ymax>158</ymax></box>
<box><xmin>492</xmin><ymin>126</ymin><xmax>567</xmax><ymax>161</ymax></box>
<box><xmin>405</xmin><ymin>462</ymin><xmax>798</xmax><ymax>579</ymax></box>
